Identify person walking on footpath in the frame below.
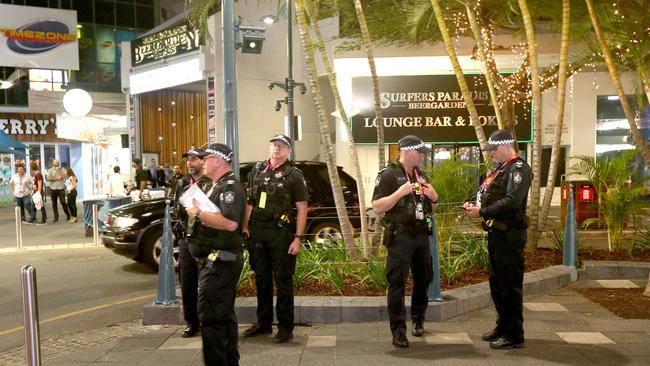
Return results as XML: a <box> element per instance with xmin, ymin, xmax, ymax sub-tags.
<box><xmin>46</xmin><ymin>159</ymin><xmax>71</xmax><ymax>222</ymax></box>
<box><xmin>184</xmin><ymin>143</ymin><xmax>246</xmax><ymax>365</ymax></box>
<box><xmin>10</xmin><ymin>164</ymin><xmax>36</xmax><ymax>224</ymax></box>
<box><xmin>463</xmin><ymin>129</ymin><xmax>532</xmax><ymax>350</ymax></box>
<box><xmin>30</xmin><ymin>161</ymin><xmax>47</xmax><ymax>224</ymax></box>
<box><xmin>173</xmin><ymin>148</ymin><xmax>211</xmax><ymax>338</ymax></box>
<box><xmin>242</xmin><ymin>134</ymin><xmax>308</xmax><ymax>344</ymax></box>
<box><xmin>65</xmin><ymin>167</ymin><xmax>79</xmax><ymax>223</ymax></box>
<box><xmin>372</xmin><ymin>135</ymin><xmax>438</xmax><ymax>348</ymax></box>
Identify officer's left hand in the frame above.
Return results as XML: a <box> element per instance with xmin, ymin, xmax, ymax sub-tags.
<box><xmin>462</xmin><ymin>202</ymin><xmax>481</xmax><ymax>218</ymax></box>
<box><xmin>288</xmin><ymin>237</ymin><xmax>301</xmax><ymax>255</ymax></box>
<box><xmin>185</xmin><ymin>199</ymin><xmax>200</xmax><ymax>219</ymax></box>
<box><xmin>422</xmin><ymin>183</ymin><xmax>439</xmax><ymax>202</ymax></box>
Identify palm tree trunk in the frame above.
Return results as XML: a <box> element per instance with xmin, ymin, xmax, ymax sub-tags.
<box><xmin>465</xmin><ymin>0</ymin><xmax>503</xmax><ymax>129</ymax></box>
<box><xmin>639</xmin><ymin>68</ymin><xmax>650</xmax><ymax>112</ymax></box>
<box><xmin>585</xmin><ymin>0</ymin><xmax>650</xmax><ymax>164</ymax></box>
<box><xmin>539</xmin><ymin>0</ymin><xmax>570</xmax><ymax>240</ymax></box>
<box><xmin>294</xmin><ymin>0</ymin><xmax>357</xmax><ymax>258</ymax></box>
<box><xmin>353</xmin><ymin>0</ymin><xmax>385</xmax><ymax>169</ymax></box>
<box><xmin>518</xmin><ymin>0</ymin><xmax>543</xmax><ymax>249</ymax></box>
<box><xmin>430</xmin><ymin>0</ymin><xmax>488</xmax><ymax>158</ymax></box>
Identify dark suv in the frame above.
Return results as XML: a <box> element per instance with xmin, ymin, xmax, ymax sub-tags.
<box><xmin>102</xmin><ymin>161</ymin><xmax>361</xmax><ymax>271</ymax></box>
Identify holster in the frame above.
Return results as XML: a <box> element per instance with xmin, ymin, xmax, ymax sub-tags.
<box><xmin>382</xmin><ymin>222</ymin><xmax>395</xmax><ymax>248</ymax></box>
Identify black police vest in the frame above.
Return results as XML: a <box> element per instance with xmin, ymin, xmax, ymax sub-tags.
<box><xmin>383</xmin><ymin>162</ymin><xmax>433</xmax><ymax>224</ymax></box>
<box><xmin>188</xmin><ymin>173</ymin><xmax>241</xmax><ymax>254</ymax></box>
<box><xmin>250</xmin><ymin>161</ymin><xmax>295</xmax><ymax>222</ymax></box>
<box><xmin>481</xmin><ymin>157</ymin><xmax>527</xmax><ymax>225</ymax></box>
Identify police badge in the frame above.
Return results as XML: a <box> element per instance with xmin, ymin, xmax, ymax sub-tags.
<box><xmin>224</xmin><ymin>191</ymin><xmax>235</xmax><ymax>204</ymax></box>
<box><xmin>513</xmin><ymin>172</ymin><xmax>522</xmax><ymax>184</ymax></box>
<box><xmin>274</xmin><ymin>171</ymin><xmax>283</xmax><ymax>179</ymax></box>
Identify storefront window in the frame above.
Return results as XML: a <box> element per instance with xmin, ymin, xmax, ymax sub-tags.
<box><xmin>44</xmin><ymin>144</ymin><xmax>56</xmax><ymax>169</ymax></box>
<box><xmin>59</xmin><ymin>145</ymin><xmax>71</xmax><ymax>168</ymax></box>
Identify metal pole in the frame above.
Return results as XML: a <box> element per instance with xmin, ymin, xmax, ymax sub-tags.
<box><xmin>21</xmin><ymin>265</ymin><xmax>41</xmax><ymax>366</ymax></box>
<box><xmin>563</xmin><ymin>184</ymin><xmax>578</xmax><ymax>267</ymax></box>
<box><xmin>92</xmin><ymin>204</ymin><xmax>99</xmax><ymax>246</ymax></box>
<box><xmin>287</xmin><ymin>0</ymin><xmax>296</xmax><ymax>161</ymax></box>
<box><xmin>222</xmin><ymin>0</ymin><xmax>239</xmax><ymax>178</ymax></box>
<box><xmin>427</xmin><ymin>213</ymin><xmax>443</xmax><ymax>301</ymax></box>
<box><xmin>15</xmin><ymin>206</ymin><xmax>23</xmax><ymax>251</ymax></box>
<box><xmin>155</xmin><ymin>201</ymin><xmax>177</xmax><ymax>304</ymax></box>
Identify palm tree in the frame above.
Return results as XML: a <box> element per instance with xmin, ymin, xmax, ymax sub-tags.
<box><xmin>303</xmin><ymin>1</ymin><xmax>370</xmax><ymax>258</ymax></box>
<box><xmin>430</xmin><ymin>0</ymin><xmax>488</xmax><ymax>159</ymax></box>
<box><xmin>585</xmin><ymin>0</ymin><xmax>650</xmax><ymax>164</ymax></box>
<box><xmin>294</xmin><ymin>0</ymin><xmax>358</xmax><ymax>258</ymax></box>
<box><xmin>539</xmin><ymin>0</ymin><xmax>571</xmax><ymax>238</ymax></box>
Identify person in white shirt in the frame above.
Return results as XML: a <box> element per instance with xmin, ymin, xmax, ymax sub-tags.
<box><xmin>9</xmin><ymin>164</ymin><xmax>36</xmax><ymax>224</ymax></box>
<box><xmin>108</xmin><ymin>166</ymin><xmax>126</xmax><ymax>197</ymax></box>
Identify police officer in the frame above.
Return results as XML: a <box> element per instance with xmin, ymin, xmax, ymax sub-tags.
<box><xmin>463</xmin><ymin>129</ymin><xmax>532</xmax><ymax>350</ymax></box>
<box><xmin>372</xmin><ymin>135</ymin><xmax>439</xmax><ymax>348</ymax></box>
<box><xmin>185</xmin><ymin>143</ymin><xmax>246</xmax><ymax>365</ymax></box>
<box><xmin>173</xmin><ymin>148</ymin><xmax>211</xmax><ymax>338</ymax></box>
<box><xmin>242</xmin><ymin>134</ymin><xmax>308</xmax><ymax>344</ymax></box>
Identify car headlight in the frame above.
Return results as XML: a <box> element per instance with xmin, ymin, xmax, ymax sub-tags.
<box><xmin>113</xmin><ymin>217</ymin><xmax>139</xmax><ymax>228</ymax></box>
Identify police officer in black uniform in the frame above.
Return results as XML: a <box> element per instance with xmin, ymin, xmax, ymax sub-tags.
<box><xmin>173</xmin><ymin>148</ymin><xmax>211</xmax><ymax>338</ymax></box>
<box><xmin>372</xmin><ymin>135</ymin><xmax>439</xmax><ymax>348</ymax></box>
<box><xmin>463</xmin><ymin>129</ymin><xmax>532</xmax><ymax>350</ymax></box>
<box><xmin>242</xmin><ymin>134</ymin><xmax>308</xmax><ymax>344</ymax></box>
<box><xmin>184</xmin><ymin>143</ymin><xmax>246</xmax><ymax>365</ymax></box>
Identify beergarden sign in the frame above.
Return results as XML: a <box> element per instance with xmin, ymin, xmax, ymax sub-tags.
<box><xmin>351</xmin><ymin>75</ymin><xmax>532</xmax><ymax>144</ymax></box>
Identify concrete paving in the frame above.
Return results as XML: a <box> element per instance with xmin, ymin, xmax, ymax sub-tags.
<box><xmin>2</xmin><ymin>280</ymin><xmax>645</xmax><ymax>366</ymax></box>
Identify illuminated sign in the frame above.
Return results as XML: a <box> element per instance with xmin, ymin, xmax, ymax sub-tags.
<box><xmin>131</xmin><ymin>21</ymin><xmax>201</xmax><ymax>66</ymax></box>
<box><xmin>0</xmin><ymin>4</ymin><xmax>79</xmax><ymax>70</ymax></box>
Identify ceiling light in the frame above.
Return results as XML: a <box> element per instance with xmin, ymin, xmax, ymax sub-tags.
<box><xmin>260</xmin><ymin>15</ymin><xmax>277</xmax><ymax>24</ymax></box>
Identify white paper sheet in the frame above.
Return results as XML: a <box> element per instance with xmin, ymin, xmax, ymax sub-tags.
<box><xmin>179</xmin><ymin>184</ymin><xmax>220</xmax><ymax>213</ymax></box>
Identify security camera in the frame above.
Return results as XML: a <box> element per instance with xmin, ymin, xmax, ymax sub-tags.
<box><xmin>274</xmin><ymin>99</ymin><xmax>283</xmax><ymax>111</ymax></box>
<box><xmin>297</xmin><ymin>83</ymin><xmax>307</xmax><ymax>95</ymax></box>
<box><xmin>268</xmin><ymin>82</ymin><xmax>274</xmax><ymax>90</ymax></box>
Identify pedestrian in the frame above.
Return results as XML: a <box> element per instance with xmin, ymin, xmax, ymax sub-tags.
<box><xmin>65</xmin><ymin>167</ymin><xmax>79</xmax><ymax>223</ymax></box>
<box><xmin>108</xmin><ymin>166</ymin><xmax>127</xmax><ymax>197</ymax></box>
<box><xmin>463</xmin><ymin>129</ymin><xmax>532</xmax><ymax>350</ymax></box>
<box><xmin>371</xmin><ymin>135</ymin><xmax>438</xmax><ymax>348</ymax></box>
<box><xmin>148</xmin><ymin>158</ymin><xmax>158</xmax><ymax>188</ymax></box>
<box><xmin>9</xmin><ymin>164</ymin><xmax>36</xmax><ymax>224</ymax></box>
<box><xmin>163</xmin><ymin>162</ymin><xmax>173</xmax><ymax>185</ymax></box>
<box><xmin>132</xmin><ymin>159</ymin><xmax>148</xmax><ymax>196</ymax></box>
<box><xmin>242</xmin><ymin>134</ymin><xmax>308</xmax><ymax>344</ymax></box>
<box><xmin>30</xmin><ymin>161</ymin><xmax>47</xmax><ymax>225</ymax></box>
<box><xmin>184</xmin><ymin>143</ymin><xmax>246</xmax><ymax>365</ymax></box>
<box><xmin>167</xmin><ymin>165</ymin><xmax>183</xmax><ymax>198</ymax></box>
<box><xmin>46</xmin><ymin>159</ymin><xmax>71</xmax><ymax>222</ymax></box>
<box><xmin>173</xmin><ymin>148</ymin><xmax>211</xmax><ymax>338</ymax></box>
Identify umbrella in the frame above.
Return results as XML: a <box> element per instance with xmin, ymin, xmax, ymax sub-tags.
<box><xmin>0</xmin><ymin>130</ymin><xmax>27</xmax><ymax>149</ymax></box>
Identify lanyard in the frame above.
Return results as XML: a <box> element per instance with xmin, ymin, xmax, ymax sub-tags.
<box><xmin>263</xmin><ymin>159</ymin><xmax>284</xmax><ymax>174</ymax></box>
<box><xmin>480</xmin><ymin>154</ymin><xmax>519</xmax><ymax>191</ymax></box>
<box><xmin>404</xmin><ymin>166</ymin><xmax>425</xmax><ymax>202</ymax></box>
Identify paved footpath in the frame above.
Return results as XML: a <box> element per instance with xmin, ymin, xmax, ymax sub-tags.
<box><xmin>2</xmin><ymin>280</ymin><xmax>648</xmax><ymax>366</ymax></box>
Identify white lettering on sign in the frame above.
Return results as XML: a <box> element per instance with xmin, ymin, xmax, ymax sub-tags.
<box><xmin>24</xmin><ymin>119</ymin><xmax>38</xmax><ymax>134</ymax></box>
<box><xmin>0</xmin><ymin>117</ymin><xmax>54</xmax><ymax>135</ymax></box>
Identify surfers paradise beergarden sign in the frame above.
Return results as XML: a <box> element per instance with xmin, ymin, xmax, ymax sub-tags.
<box><xmin>0</xmin><ymin>4</ymin><xmax>79</xmax><ymax>70</ymax></box>
<box><xmin>351</xmin><ymin>75</ymin><xmax>531</xmax><ymax>144</ymax></box>
<box><xmin>131</xmin><ymin>21</ymin><xmax>201</xmax><ymax>67</ymax></box>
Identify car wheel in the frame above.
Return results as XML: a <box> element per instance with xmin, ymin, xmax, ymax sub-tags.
<box><xmin>309</xmin><ymin>221</ymin><xmax>343</xmax><ymax>244</ymax></box>
<box><xmin>142</xmin><ymin>226</ymin><xmax>179</xmax><ymax>271</ymax></box>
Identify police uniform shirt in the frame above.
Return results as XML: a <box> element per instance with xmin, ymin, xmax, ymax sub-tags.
<box><xmin>372</xmin><ymin>161</ymin><xmax>431</xmax><ymax>224</ymax></box>
<box><xmin>479</xmin><ymin>157</ymin><xmax>532</xmax><ymax>220</ymax></box>
<box><xmin>192</xmin><ymin>172</ymin><xmax>246</xmax><ymax>251</ymax></box>
<box><xmin>247</xmin><ymin>160</ymin><xmax>308</xmax><ymax>214</ymax></box>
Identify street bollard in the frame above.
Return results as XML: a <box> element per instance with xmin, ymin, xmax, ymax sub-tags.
<box><xmin>21</xmin><ymin>265</ymin><xmax>41</xmax><ymax>366</ymax></box>
<box><xmin>563</xmin><ymin>184</ymin><xmax>578</xmax><ymax>267</ymax></box>
<box><xmin>427</xmin><ymin>213</ymin><xmax>443</xmax><ymax>302</ymax></box>
<box><xmin>92</xmin><ymin>204</ymin><xmax>99</xmax><ymax>246</ymax></box>
<box><xmin>15</xmin><ymin>206</ymin><xmax>23</xmax><ymax>251</ymax></box>
<box><xmin>155</xmin><ymin>200</ymin><xmax>176</xmax><ymax>305</ymax></box>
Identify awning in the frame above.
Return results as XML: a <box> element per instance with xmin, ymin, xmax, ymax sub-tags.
<box><xmin>0</xmin><ymin>130</ymin><xmax>27</xmax><ymax>149</ymax></box>
<box><xmin>0</xmin><ymin>147</ymin><xmax>26</xmax><ymax>155</ymax></box>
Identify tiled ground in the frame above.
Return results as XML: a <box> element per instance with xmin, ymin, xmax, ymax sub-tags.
<box><xmin>39</xmin><ymin>281</ymin><xmax>650</xmax><ymax>366</ymax></box>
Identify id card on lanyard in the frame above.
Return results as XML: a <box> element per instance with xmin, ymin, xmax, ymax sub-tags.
<box><xmin>407</xmin><ymin>168</ymin><xmax>426</xmax><ymax>221</ymax></box>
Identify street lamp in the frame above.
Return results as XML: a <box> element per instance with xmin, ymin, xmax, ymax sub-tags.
<box><xmin>265</xmin><ymin>0</ymin><xmax>306</xmax><ymax>161</ymax></box>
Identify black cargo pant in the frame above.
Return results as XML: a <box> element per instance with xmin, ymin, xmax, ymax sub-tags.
<box><xmin>386</xmin><ymin>230</ymin><xmax>433</xmax><ymax>336</ymax></box>
<box><xmin>178</xmin><ymin>238</ymin><xmax>199</xmax><ymax>328</ymax></box>
<box><xmin>487</xmin><ymin>227</ymin><xmax>526</xmax><ymax>342</ymax></box>
<box><xmin>248</xmin><ymin>223</ymin><xmax>296</xmax><ymax>332</ymax></box>
<box><xmin>50</xmin><ymin>188</ymin><xmax>70</xmax><ymax>221</ymax></box>
<box><xmin>198</xmin><ymin>255</ymin><xmax>244</xmax><ymax>366</ymax></box>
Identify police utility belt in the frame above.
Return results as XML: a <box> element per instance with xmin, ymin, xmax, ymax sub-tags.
<box><xmin>194</xmin><ymin>248</ymin><xmax>241</xmax><ymax>268</ymax></box>
<box><xmin>481</xmin><ymin>218</ymin><xmax>509</xmax><ymax>231</ymax></box>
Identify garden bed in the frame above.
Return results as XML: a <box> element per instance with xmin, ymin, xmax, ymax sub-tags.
<box><xmin>236</xmin><ymin>248</ymin><xmax>650</xmax><ymax>297</ymax></box>
<box><xmin>575</xmin><ymin>288</ymin><xmax>650</xmax><ymax>319</ymax></box>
